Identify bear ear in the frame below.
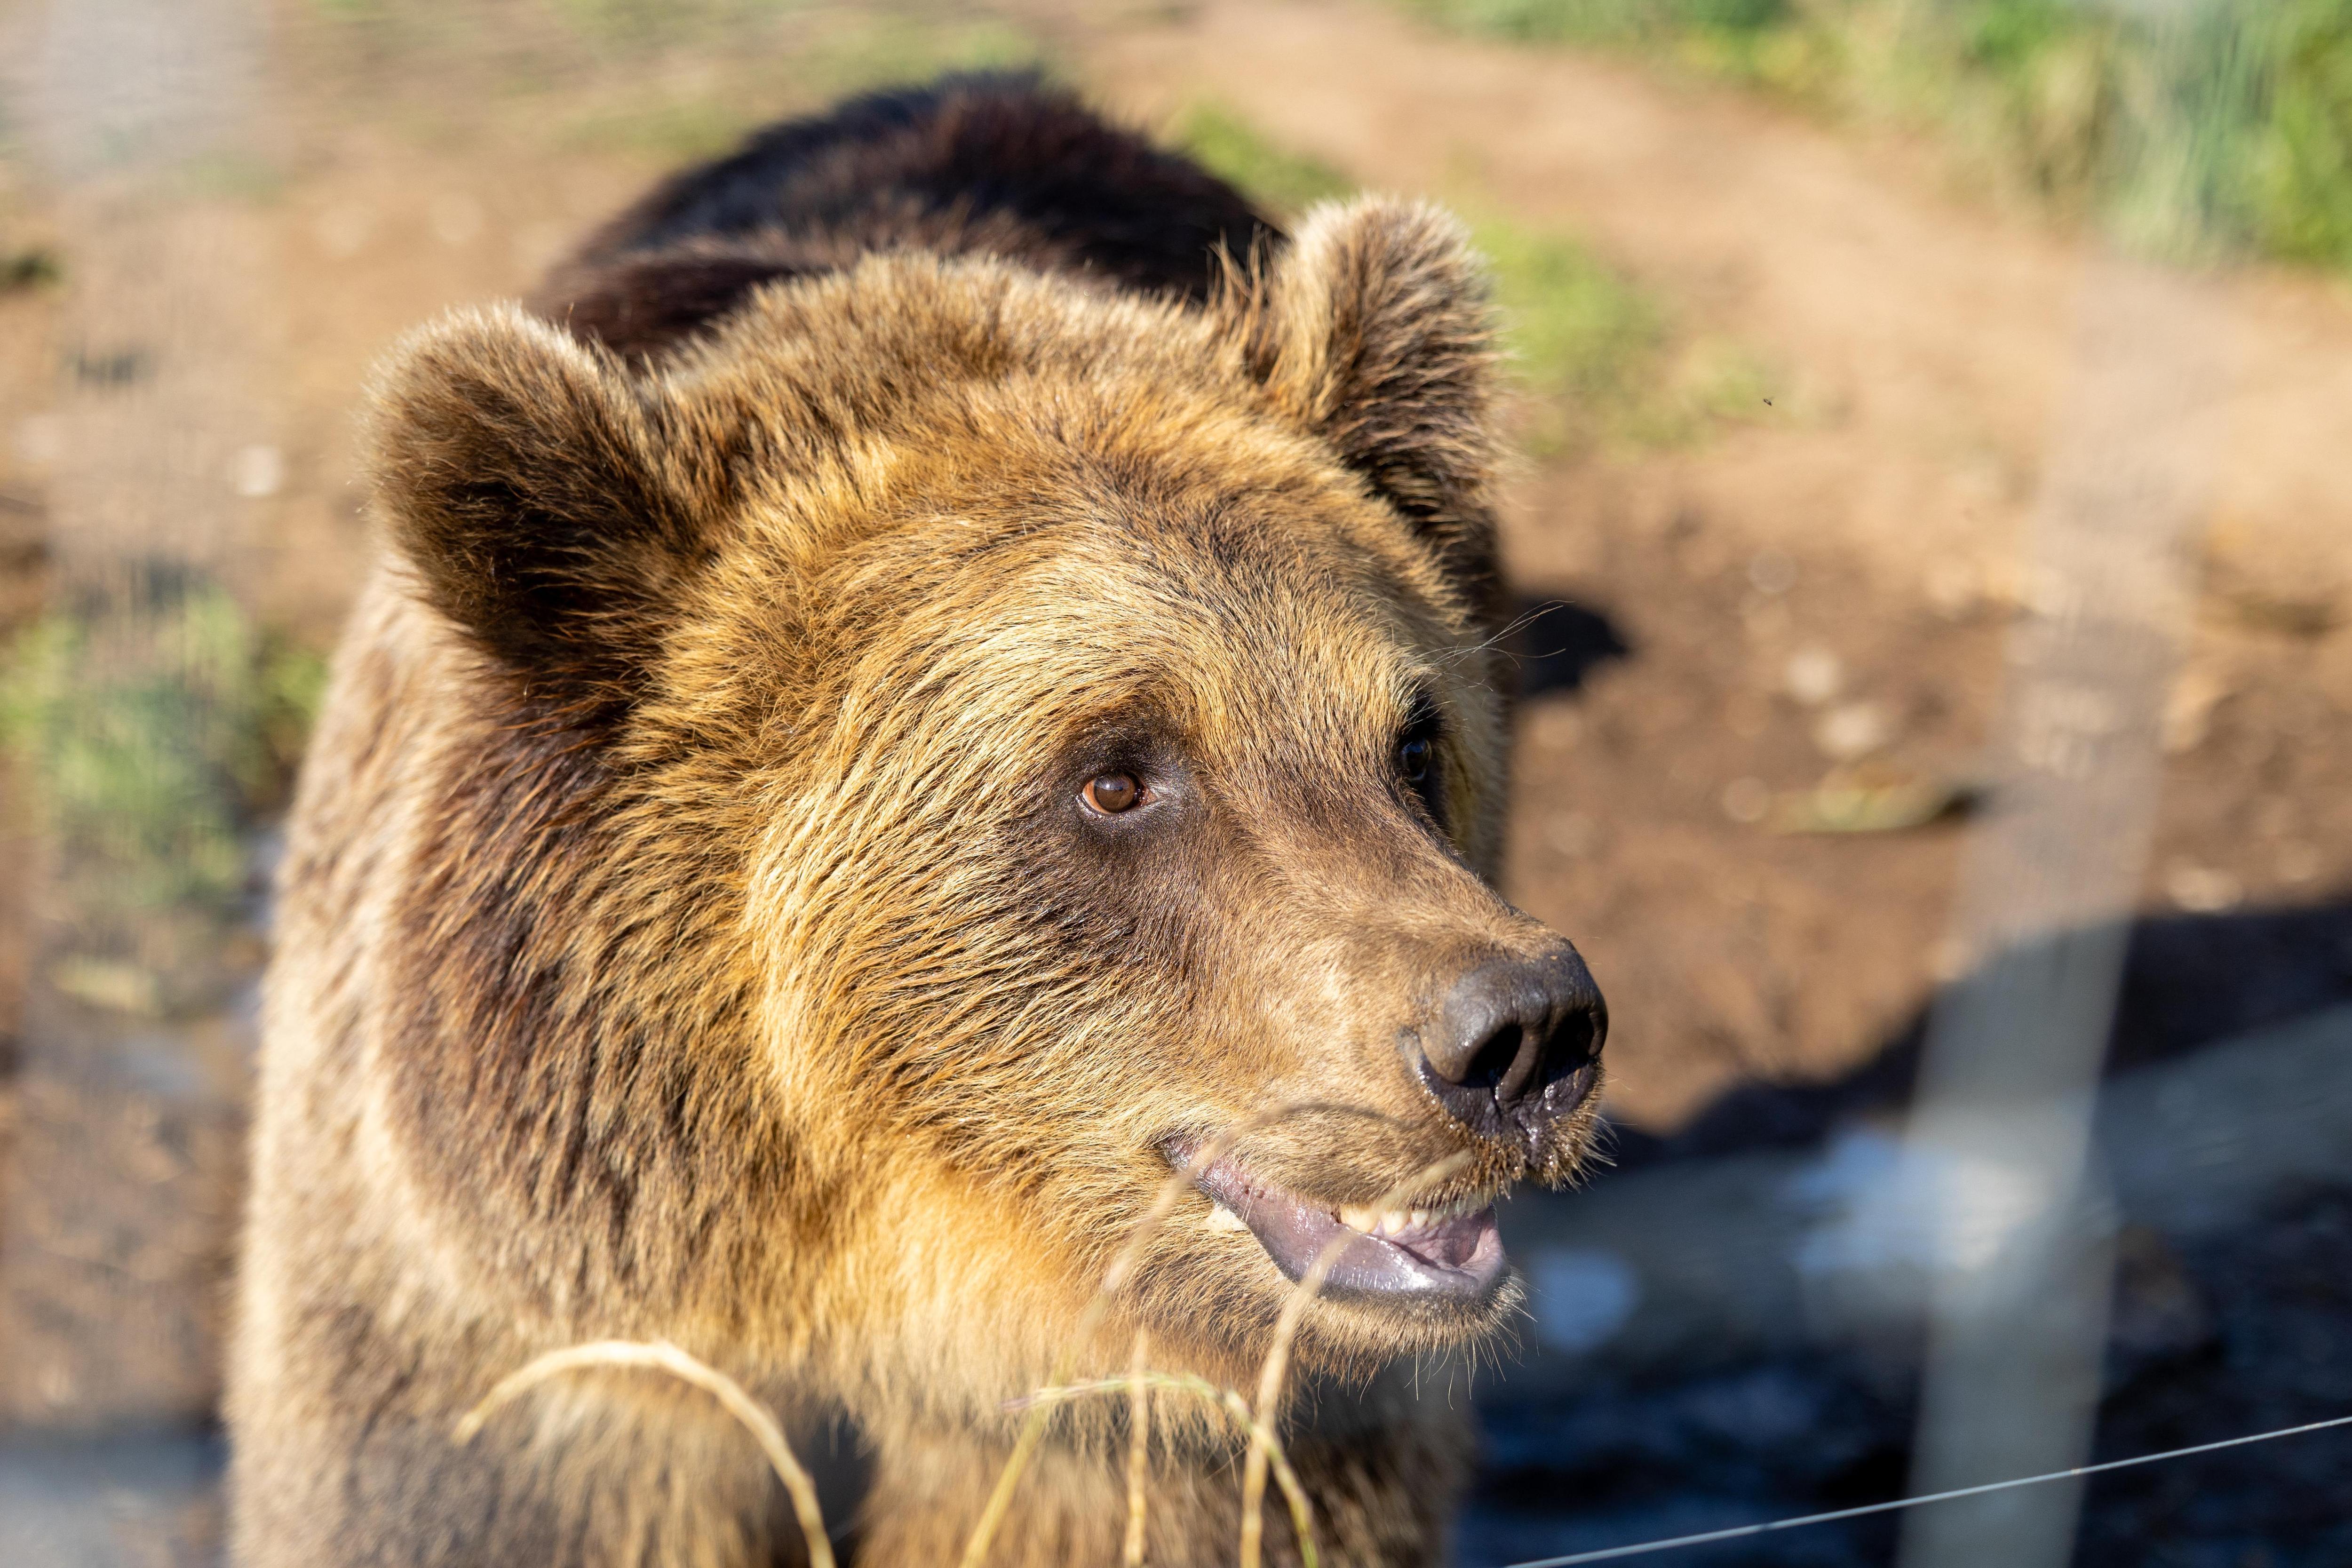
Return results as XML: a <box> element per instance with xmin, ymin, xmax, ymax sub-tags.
<box><xmin>1225</xmin><ymin>198</ymin><xmax>1502</xmax><ymax>604</ymax></box>
<box><xmin>368</xmin><ymin>305</ymin><xmax>716</xmax><ymax>729</ymax></box>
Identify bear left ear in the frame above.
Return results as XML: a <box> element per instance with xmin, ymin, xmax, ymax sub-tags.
<box><xmin>367</xmin><ymin>304</ymin><xmax>722</xmax><ymax>730</ymax></box>
<box><xmin>1224</xmin><ymin>198</ymin><xmax>1502</xmax><ymax>605</ymax></box>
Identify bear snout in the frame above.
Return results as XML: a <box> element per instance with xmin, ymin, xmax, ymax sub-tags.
<box><xmin>1406</xmin><ymin>944</ymin><xmax>1606</xmax><ymax>1151</ymax></box>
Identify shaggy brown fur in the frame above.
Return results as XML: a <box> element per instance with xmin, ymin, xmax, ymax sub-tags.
<box><xmin>229</xmin><ymin>80</ymin><xmax>1603</xmax><ymax>1568</ymax></box>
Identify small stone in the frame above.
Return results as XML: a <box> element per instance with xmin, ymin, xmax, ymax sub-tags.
<box><xmin>1748</xmin><ymin>549</ymin><xmax>1797</xmax><ymax>596</ymax></box>
<box><xmin>1720</xmin><ymin>776</ymin><xmax>1771</xmax><ymax>824</ymax></box>
<box><xmin>1813</xmin><ymin>700</ymin><xmax>1893</xmax><ymax>760</ymax></box>
<box><xmin>2165</xmin><ymin>862</ymin><xmax>2242</xmax><ymax>914</ymax></box>
<box><xmin>1784</xmin><ymin>646</ymin><xmax>1843</xmax><ymax>706</ymax></box>
<box><xmin>231</xmin><ymin>443</ymin><xmax>283</xmax><ymax>498</ymax></box>
<box><xmin>1546</xmin><ymin>813</ymin><xmax>1597</xmax><ymax>858</ymax></box>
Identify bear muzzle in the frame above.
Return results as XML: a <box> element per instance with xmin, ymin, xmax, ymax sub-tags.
<box><xmin>1159</xmin><ymin>941</ymin><xmax>1605</xmax><ymax>1311</ymax></box>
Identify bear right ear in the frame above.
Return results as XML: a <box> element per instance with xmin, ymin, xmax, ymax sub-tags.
<box><xmin>368</xmin><ymin>305</ymin><xmax>718</xmax><ymax>730</ymax></box>
<box><xmin>1222</xmin><ymin>198</ymin><xmax>1503</xmax><ymax>609</ymax></box>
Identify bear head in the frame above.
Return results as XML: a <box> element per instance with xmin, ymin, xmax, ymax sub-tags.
<box><xmin>365</xmin><ymin>198</ymin><xmax>1606</xmax><ymax>1397</ymax></box>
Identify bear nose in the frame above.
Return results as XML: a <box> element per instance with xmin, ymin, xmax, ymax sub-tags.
<box><xmin>1414</xmin><ymin>948</ymin><xmax>1605</xmax><ymax>1139</ymax></box>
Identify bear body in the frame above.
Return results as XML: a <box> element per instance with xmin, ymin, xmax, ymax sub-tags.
<box><xmin>229</xmin><ymin>76</ymin><xmax>1604</xmax><ymax>1568</ymax></box>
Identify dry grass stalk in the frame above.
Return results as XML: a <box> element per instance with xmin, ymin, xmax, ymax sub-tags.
<box><xmin>1006</xmin><ymin>1370</ymin><xmax>1228</xmax><ymax>1411</ymax></box>
<box><xmin>452</xmin><ymin>1338</ymin><xmax>835</xmax><ymax>1568</ymax></box>
<box><xmin>1220</xmin><ymin>1387</ymin><xmax>1319</xmax><ymax>1568</ymax></box>
<box><xmin>1238</xmin><ymin>1150</ymin><xmax>1474</xmax><ymax>1568</ymax></box>
<box><xmin>1009</xmin><ymin>1372</ymin><xmax>1320</xmax><ymax>1568</ymax></box>
<box><xmin>1125</xmin><ymin>1329</ymin><xmax>1152</xmax><ymax>1568</ymax></box>
<box><xmin>959</xmin><ymin>1108</ymin><xmax>1313</xmax><ymax>1568</ymax></box>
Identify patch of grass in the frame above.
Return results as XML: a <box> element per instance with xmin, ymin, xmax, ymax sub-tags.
<box><xmin>176</xmin><ymin>149</ymin><xmax>289</xmax><ymax>205</ymax></box>
<box><xmin>1475</xmin><ymin>214</ymin><xmax>1784</xmax><ymax>453</ymax></box>
<box><xmin>1157</xmin><ymin>103</ymin><xmax>1778</xmax><ymax>453</ymax></box>
<box><xmin>1170</xmin><ymin>101</ymin><xmax>1355</xmax><ymax>216</ymax></box>
<box><xmin>0</xmin><ymin>571</ymin><xmax>326</xmax><ymax>1012</ymax></box>
<box><xmin>544</xmin><ymin>0</ymin><xmax>802</xmax><ymax>52</ymax></box>
<box><xmin>1406</xmin><ymin>0</ymin><xmax>2352</xmax><ymax>271</ymax></box>
<box><xmin>1155</xmin><ymin>103</ymin><xmax>1773</xmax><ymax>452</ymax></box>
<box><xmin>1477</xmin><ymin>218</ymin><xmax>1663</xmax><ymax>406</ymax></box>
<box><xmin>558</xmin><ymin>96</ymin><xmax>765</xmax><ymax>161</ymax></box>
<box><xmin>0</xmin><ymin>247</ymin><xmax>61</xmax><ymax>292</ymax></box>
<box><xmin>2266</xmin><ymin>8</ymin><xmax>2352</xmax><ymax>264</ymax></box>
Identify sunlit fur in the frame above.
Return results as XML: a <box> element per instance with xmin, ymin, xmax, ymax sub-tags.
<box><xmin>228</xmin><ymin>200</ymin><xmax>1603</xmax><ymax>1567</ymax></box>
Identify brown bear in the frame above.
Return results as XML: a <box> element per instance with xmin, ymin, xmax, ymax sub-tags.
<box><xmin>227</xmin><ymin>74</ymin><xmax>1606</xmax><ymax>1568</ymax></box>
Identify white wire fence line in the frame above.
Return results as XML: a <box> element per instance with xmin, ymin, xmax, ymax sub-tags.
<box><xmin>1495</xmin><ymin>1410</ymin><xmax>2352</xmax><ymax>1568</ymax></box>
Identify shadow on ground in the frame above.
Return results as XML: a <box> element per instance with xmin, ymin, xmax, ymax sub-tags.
<box><xmin>1506</xmin><ymin>596</ymin><xmax>1634</xmax><ymax>702</ymax></box>
<box><xmin>1466</xmin><ymin>897</ymin><xmax>2352</xmax><ymax>1568</ymax></box>
<box><xmin>1605</xmin><ymin>899</ymin><xmax>2352</xmax><ymax>1172</ymax></box>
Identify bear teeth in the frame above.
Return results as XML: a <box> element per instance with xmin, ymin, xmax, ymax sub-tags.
<box><xmin>1337</xmin><ymin>1205</ymin><xmax>1424</xmax><ymax>1238</ymax></box>
<box><xmin>1205</xmin><ymin>1202</ymin><xmax>1250</xmax><ymax>1234</ymax></box>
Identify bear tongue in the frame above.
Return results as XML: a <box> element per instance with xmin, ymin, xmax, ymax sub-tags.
<box><xmin>1186</xmin><ymin>1154</ymin><xmax>1508</xmax><ymax>1306</ymax></box>
<box><xmin>1390</xmin><ymin>1210</ymin><xmax>1490</xmax><ymax>1270</ymax></box>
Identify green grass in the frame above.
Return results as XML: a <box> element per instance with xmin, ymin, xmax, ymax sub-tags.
<box><xmin>1170</xmin><ymin>102</ymin><xmax>1355</xmax><ymax>215</ymax></box>
<box><xmin>1475</xmin><ymin>218</ymin><xmax>1663</xmax><ymax>414</ymax></box>
<box><xmin>1168</xmin><ymin>103</ymin><xmax>1776</xmax><ymax>453</ymax></box>
<box><xmin>1404</xmin><ymin>0</ymin><xmax>2352</xmax><ymax>271</ymax></box>
<box><xmin>557</xmin><ymin>96</ymin><xmax>771</xmax><ymax>161</ymax></box>
<box><xmin>1475</xmin><ymin>214</ymin><xmax>1784</xmax><ymax>452</ymax></box>
<box><xmin>0</xmin><ymin>575</ymin><xmax>325</xmax><ymax>1012</ymax></box>
<box><xmin>0</xmin><ymin>246</ymin><xmax>60</xmax><ymax>292</ymax></box>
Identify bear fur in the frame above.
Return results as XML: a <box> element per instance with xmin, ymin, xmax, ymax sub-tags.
<box><xmin>228</xmin><ymin>75</ymin><xmax>1603</xmax><ymax>1568</ymax></box>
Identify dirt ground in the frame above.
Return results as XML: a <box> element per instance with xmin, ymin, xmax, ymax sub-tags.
<box><xmin>2</xmin><ymin>0</ymin><xmax>2350</xmax><ymax>1560</ymax></box>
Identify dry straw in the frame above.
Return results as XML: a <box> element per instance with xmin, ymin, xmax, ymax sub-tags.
<box><xmin>1239</xmin><ymin>1148</ymin><xmax>1475</xmax><ymax>1568</ymax></box>
<box><xmin>1124</xmin><ymin>1330</ymin><xmax>1152</xmax><ymax>1568</ymax></box>
<box><xmin>1011</xmin><ymin>1371</ymin><xmax>1320</xmax><ymax>1568</ymax></box>
<box><xmin>452</xmin><ymin>1338</ymin><xmax>835</xmax><ymax>1568</ymax></box>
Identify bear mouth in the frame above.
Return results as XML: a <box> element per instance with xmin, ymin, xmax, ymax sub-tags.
<box><xmin>1173</xmin><ymin>1146</ymin><xmax>1509</xmax><ymax>1307</ymax></box>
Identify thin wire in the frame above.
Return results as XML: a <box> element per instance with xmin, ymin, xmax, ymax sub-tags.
<box><xmin>1497</xmin><ymin>1410</ymin><xmax>2352</xmax><ymax>1568</ymax></box>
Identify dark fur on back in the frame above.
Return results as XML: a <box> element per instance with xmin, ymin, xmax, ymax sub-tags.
<box><xmin>532</xmin><ymin>73</ymin><xmax>1280</xmax><ymax>358</ymax></box>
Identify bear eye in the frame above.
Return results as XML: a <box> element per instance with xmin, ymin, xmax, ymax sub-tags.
<box><xmin>1082</xmin><ymin>772</ymin><xmax>1144</xmax><ymax>814</ymax></box>
<box><xmin>1396</xmin><ymin>699</ymin><xmax>1445</xmax><ymax>817</ymax></box>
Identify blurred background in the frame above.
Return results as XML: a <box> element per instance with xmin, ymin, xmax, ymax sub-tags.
<box><xmin>2</xmin><ymin>1</ymin><xmax>2350</xmax><ymax>1564</ymax></box>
